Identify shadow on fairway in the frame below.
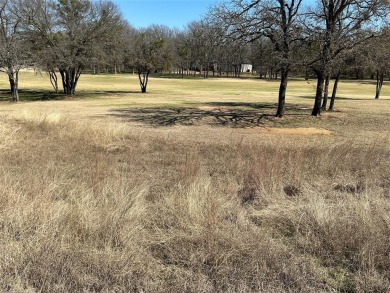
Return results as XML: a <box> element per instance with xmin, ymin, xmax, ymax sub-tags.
<box><xmin>299</xmin><ymin>95</ymin><xmax>375</xmax><ymax>101</ymax></box>
<box><xmin>0</xmin><ymin>89</ymin><xmax>137</xmax><ymax>101</ymax></box>
<box><xmin>0</xmin><ymin>90</ymin><xmax>62</xmax><ymax>101</ymax></box>
<box><xmin>109</xmin><ymin>102</ymin><xmax>309</xmax><ymax>127</ymax></box>
<box><xmin>0</xmin><ymin>90</ymin><xmax>64</xmax><ymax>101</ymax></box>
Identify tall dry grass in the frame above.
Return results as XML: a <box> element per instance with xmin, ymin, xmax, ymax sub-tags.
<box><xmin>0</xmin><ymin>113</ymin><xmax>389</xmax><ymax>292</ymax></box>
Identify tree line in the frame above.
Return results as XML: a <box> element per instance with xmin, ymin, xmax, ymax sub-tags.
<box><xmin>1</xmin><ymin>0</ymin><xmax>389</xmax><ymax>117</ymax></box>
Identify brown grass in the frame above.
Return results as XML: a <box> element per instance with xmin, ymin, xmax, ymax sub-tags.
<box><xmin>0</xmin><ymin>73</ymin><xmax>390</xmax><ymax>292</ymax></box>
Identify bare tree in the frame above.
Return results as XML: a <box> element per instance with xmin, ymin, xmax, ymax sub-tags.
<box><xmin>304</xmin><ymin>0</ymin><xmax>390</xmax><ymax>116</ymax></box>
<box><xmin>210</xmin><ymin>0</ymin><xmax>303</xmax><ymax>117</ymax></box>
<box><xmin>364</xmin><ymin>31</ymin><xmax>390</xmax><ymax>99</ymax></box>
<box><xmin>250</xmin><ymin>38</ymin><xmax>276</xmax><ymax>79</ymax></box>
<box><xmin>0</xmin><ymin>0</ymin><xmax>30</xmax><ymax>101</ymax></box>
<box><xmin>187</xmin><ymin>20</ymin><xmax>215</xmax><ymax>78</ymax></box>
<box><xmin>321</xmin><ymin>56</ymin><xmax>345</xmax><ymax>111</ymax></box>
<box><xmin>328</xmin><ymin>59</ymin><xmax>345</xmax><ymax>111</ymax></box>
<box><xmin>172</xmin><ymin>29</ymin><xmax>192</xmax><ymax>77</ymax></box>
<box><xmin>21</xmin><ymin>0</ymin><xmax>124</xmax><ymax>95</ymax></box>
<box><xmin>129</xmin><ymin>26</ymin><xmax>170</xmax><ymax>93</ymax></box>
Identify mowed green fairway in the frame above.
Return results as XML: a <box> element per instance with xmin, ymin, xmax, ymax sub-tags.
<box><xmin>1</xmin><ymin>72</ymin><xmax>390</xmax><ymax>292</ymax></box>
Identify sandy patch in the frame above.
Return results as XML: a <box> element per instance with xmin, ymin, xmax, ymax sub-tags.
<box><xmin>261</xmin><ymin>127</ymin><xmax>332</xmax><ymax>135</ymax></box>
<box><xmin>198</xmin><ymin>106</ymin><xmax>230</xmax><ymax>112</ymax></box>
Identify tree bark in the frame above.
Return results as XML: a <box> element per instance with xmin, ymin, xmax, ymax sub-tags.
<box><xmin>138</xmin><ymin>70</ymin><xmax>149</xmax><ymax>93</ymax></box>
<box><xmin>321</xmin><ymin>75</ymin><xmax>330</xmax><ymax>111</ymax></box>
<box><xmin>276</xmin><ymin>67</ymin><xmax>289</xmax><ymax>118</ymax></box>
<box><xmin>375</xmin><ymin>70</ymin><xmax>384</xmax><ymax>99</ymax></box>
<box><xmin>59</xmin><ymin>67</ymin><xmax>81</xmax><ymax>95</ymax></box>
<box><xmin>49</xmin><ymin>69</ymin><xmax>59</xmax><ymax>93</ymax></box>
<box><xmin>329</xmin><ymin>71</ymin><xmax>341</xmax><ymax>111</ymax></box>
<box><xmin>8</xmin><ymin>69</ymin><xmax>19</xmax><ymax>102</ymax></box>
<box><xmin>312</xmin><ymin>71</ymin><xmax>325</xmax><ymax>116</ymax></box>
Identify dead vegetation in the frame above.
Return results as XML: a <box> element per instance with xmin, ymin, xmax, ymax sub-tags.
<box><xmin>0</xmin><ymin>111</ymin><xmax>389</xmax><ymax>292</ymax></box>
<box><xmin>0</xmin><ymin>75</ymin><xmax>390</xmax><ymax>292</ymax></box>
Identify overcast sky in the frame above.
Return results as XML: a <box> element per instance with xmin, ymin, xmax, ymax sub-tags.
<box><xmin>113</xmin><ymin>0</ymin><xmax>218</xmax><ymax>29</ymax></box>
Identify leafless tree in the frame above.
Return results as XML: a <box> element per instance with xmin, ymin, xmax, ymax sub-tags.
<box><xmin>0</xmin><ymin>0</ymin><xmax>30</xmax><ymax>101</ymax></box>
<box><xmin>210</xmin><ymin>0</ymin><xmax>304</xmax><ymax>117</ymax></box>
<box><xmin>128</xmin><ymin>26</ymin><xmax>171</xmax><ymax>93</ymax></box>
<box><xmin>363</xmin><ymin>31</ymin><xmax>390</xmax><ymax>99</ymax></box>
<box><xmin>304</xmin><ymin>0</ymin><xmax>390</xmax><ymax>116</ymax></box>
<box><xmin>20</xmin><ymin>0</ymin><xmax>124</xmax><ymax>95</ymax></box>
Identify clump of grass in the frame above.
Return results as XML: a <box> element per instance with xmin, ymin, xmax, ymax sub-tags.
<box><xmin>0</xmin><ymin>112</ymin><xmax>390</xmax><ymax>292</ymax></box>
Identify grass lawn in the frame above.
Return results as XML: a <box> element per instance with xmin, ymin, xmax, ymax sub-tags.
<box><xmin>1</xmin><ymin>71</ymin><xmax>389</xmax><ymax>132</ymax></box>
<box><xmin>0</xmin><ymin>72</ymin><xmax>390</xmax><ymax>292</ymax></box>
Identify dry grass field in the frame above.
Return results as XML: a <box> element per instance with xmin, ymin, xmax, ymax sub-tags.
<box><xmin>0</xmin><ymin>72</ymin><xmax>390</xmax><ymax>292</ymax></box>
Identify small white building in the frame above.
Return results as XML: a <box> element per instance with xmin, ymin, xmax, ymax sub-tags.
<box><xmin>241</xmin><ymin>64</ymin><xmax>253</xmax><ymax>73</ymax></box>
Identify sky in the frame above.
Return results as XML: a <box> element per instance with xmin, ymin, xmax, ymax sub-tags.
<box><xmin>113</xmin><ymin>0</ymin><xmax>218</xmax><ymax>29</ymax></box>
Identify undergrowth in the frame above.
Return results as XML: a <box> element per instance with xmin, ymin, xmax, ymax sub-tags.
<box><xmin>0</xmin><ymin>115</ymin><xmax>389</xmax><ymax>292</ymax></box>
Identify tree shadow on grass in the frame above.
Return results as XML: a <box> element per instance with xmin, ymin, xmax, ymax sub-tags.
<box><xmin>205</xmin><ymin>101</ymin><xmax>310</xmax><ymax>112</ymax></box>
<box><xmin>0</xmin><ymin>89</ymin><xmax>137</xmax><ymax>102</ymax></box>
<box><xmin>205</xmin><ymin>101</ymin><xmax>277</xmax><ymax>109</ymax></box>
<box><xmin>299</xmin><ymin>95</ymin><xmax>375</xmax><ymax>101</ymax></box>
<box><xmin>109</xmin><ymin>102</ymin><xmax>310</xmax><ymax>128</ymax></box>
<box><xmin>0</xmin><ymin>90</ymin><xmax>63</xmax><ymax>101</ymax></box>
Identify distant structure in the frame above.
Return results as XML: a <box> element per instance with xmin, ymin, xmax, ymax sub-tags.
<box><xmin>240</xmin><ymin>64</ymin><xmax>253</xmax><ymax>73</ymax></box>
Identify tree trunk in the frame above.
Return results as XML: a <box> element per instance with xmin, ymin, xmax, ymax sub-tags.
<box><xmin>276</xmin><ymin>67</ymin><xmax>289</xmax><ymax>118</ymax></box>
<box><xmin>203</xmin><ymin>63</ymin><xmax>208</xmax><ymax>78</ymax></box>
<box><xmin>329</xmin><ymin>71</ymin><xmax>341</xmax><ymax>111</ymax></box>
<box><xmin>8</xmin><ymin>69</ymin><xmax>19</xmax><ymax>102</ymax></box>
<box><xmin>138</xmin><ymin>70</ymin><xmax>149</xmax><ymax>93</ymax></box>
<box><xmin>375</xmin><ymin>70</ymin><xmax>384</xmax><ymax>99</ymax></box>
<box><xmin>59</xmin><ymin>67</ymin><xmax>82</xmax><ymax>95</ymax></box>
<box><xmin>321</xmin><ymin>75</ymin><xmax>330</xmax><ymax>111</ymax></box>
<box><xmin>49</xmin><ymin>69</ymin><xmax>59</xmax><ymax>93</ymax></box>
<box><xmin>312</xmin><ymin>72</ymin><xmax>325</xmax><ymax>116</ymax></box>
<box><xmin>305</xmin><ymin>66</ymin><xmax>309</xmax><ymax>80</ymax></box>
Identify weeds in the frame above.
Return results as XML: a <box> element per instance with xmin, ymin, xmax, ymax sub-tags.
<box><xmin>0</xmin><ymin>113</ymin><xmax>389</xmax><ymax>292</ymax></box>
<box><xmin>0</xmin><ymin>74</ymin><xmax>389</xmax><ymax>292</ymax></box>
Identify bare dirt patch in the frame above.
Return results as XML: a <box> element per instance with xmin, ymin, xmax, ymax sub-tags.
<box><xmin>261</xmin><ymin>127</ymin><xmax>333</xmax><ymax>135</ymax></box>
